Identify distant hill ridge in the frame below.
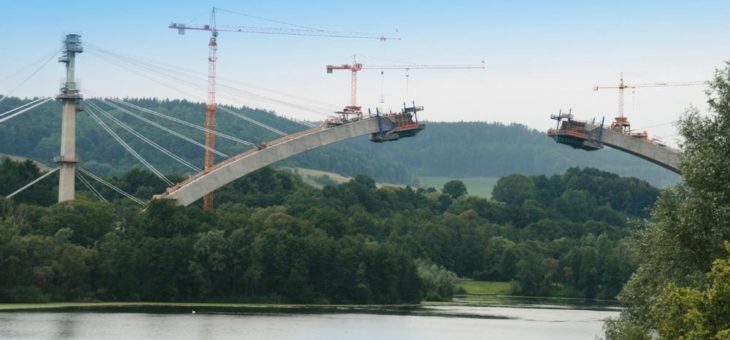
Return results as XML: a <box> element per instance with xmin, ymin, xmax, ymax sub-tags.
<box><xmin>0</xmin><ymin>97</ymin><xmax>679</xmax><ymax>187</ymax></box>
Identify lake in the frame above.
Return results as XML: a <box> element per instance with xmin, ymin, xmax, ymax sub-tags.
<box><xmin>0</xmin><ymin>305</ymin><xmax>617</xmax><ymax>339</ymax></box>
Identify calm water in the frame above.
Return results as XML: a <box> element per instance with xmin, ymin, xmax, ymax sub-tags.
<box><xmin>0</xmin><ymin>305</ymin><xmax>618</xmax><ymax>340</ymax></box>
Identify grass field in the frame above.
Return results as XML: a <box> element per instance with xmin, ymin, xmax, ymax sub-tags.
<box><xmin>282</xmin><ymin>167</ymin><xmax>406</xmax><ymax>189</ymax></box>
<box><xmin>456</xmin><ymin>280</ymin><xmax>511</xmax><ymax>296</ymax></box>
<box><xmin>419</xmin><ymin>176</ymin><xmax>500</xmax><ymax>198</ymax></box>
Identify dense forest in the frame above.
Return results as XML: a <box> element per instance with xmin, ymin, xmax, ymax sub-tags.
<box><xmin>0</xmin><ymin>158</ymin><xmax>658</xmax><ymax>303</ymax></box>
<box><xmin>0</xmin><ymin>97</ymin><xmax>678</xmax><ymax>187</ymax></box>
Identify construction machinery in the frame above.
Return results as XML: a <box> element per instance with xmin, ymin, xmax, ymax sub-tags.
<box><xmin>170</xmin><ymin>8</ymin><xmax>397</xmax><ymax>208</ymax></box>
<box><xmin>593</xmin><ymin>73</ymin><xmax>704</xmax><ymax>135</ymax></box>
<box><xmin>369</xmin><ymin>102</ymin><xmax>426</xmax><ymax>142</ymax></box>
<box><xmin>326</xmin><ymin>57</ymin><xmax>484</xmax><ymax>122</ymax></box>
<box><xmin>547</xmin><ymin>109</ymin><xmax>604</xmax><ymax>151</ymax></box>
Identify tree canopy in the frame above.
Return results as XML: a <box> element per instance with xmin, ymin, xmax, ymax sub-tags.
<box><xmin>604</xmin><ymin>63</ymin><xmax>730</xmax><ymax>339</ymax></box>
<box><xmin>0</xmin><ymin>160</ymin><xmax>658</xmax><ymax>303</ymax></box>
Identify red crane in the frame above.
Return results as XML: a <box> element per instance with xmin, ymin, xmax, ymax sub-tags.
<box><xmin>327</xmin><ymin>57</ymin><xmax>484</xmax><ymax>119</ymax></box>
<box><xmin>170</xmin><ymin>8</ymin><xmax>397</xmax><ymax>209</ymax></box>
<box><xmin>593</xmin><ymin>73</ymin><xmax>704</xmax><ymax>134</ymax></box>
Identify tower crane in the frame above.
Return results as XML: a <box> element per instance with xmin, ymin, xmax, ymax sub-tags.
<box><xmin>593</xmin><ymin>73</ymin><xmax>704</xmax><ymax>134</ymax></box>
<box><xmin>170</xmin><ymin>8</ymin><xmax>398</xmax><ymax>209</ymax></box>
<box><xmin>327</xmin><ymin>57</ymin><xmax>485</xmax><ymax>120</ymax></box>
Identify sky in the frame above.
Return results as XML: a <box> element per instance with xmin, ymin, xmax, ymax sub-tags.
<box><xmin>1</xmin><ymin>0</ymin><xmax>729</xmax><ymax>146</ymax></box>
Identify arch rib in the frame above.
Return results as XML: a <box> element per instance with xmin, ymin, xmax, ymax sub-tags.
<box><xmin>155</xmin><ymin>117</ymin><xmax>392</xmax><ymax>206</ymax></box>
<box><xmin>599</xmin><ymin>128</ymin><xmax>681</xmax><ymax>173</ymax></box>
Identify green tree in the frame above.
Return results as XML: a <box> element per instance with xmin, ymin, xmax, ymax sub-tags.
<box><xmin>492</xmin><ymin>174</ymin><xmax>537</xmax><ymax>206</ymax></box>
<box><xmin>415</xmin><ymin>259</ymin><xmax>457</xmax><ymax>301</ymax></box>
<box><xmin>650</xmin><ymin>242</ymin><xmax>730</xmax><ymax>339</ymax></box>
<box><xmin>605</xmin><ymin>63</ymin><xmax>730</xmax><ymax>338</ymax></box>
<box><xmin>442</xmin><ymin>180</ymin><xmax>467</xmax><ymax>198</ymax></box>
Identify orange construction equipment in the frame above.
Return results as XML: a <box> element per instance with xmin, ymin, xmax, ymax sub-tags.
<box><xmin>547</xmin><ymin>109</ymin><xmax>604</xmax><ymax>151</ymax></box>
<box><xmin>170</xmin><ymin>8</ymin><xmax>397</xmax><ymax>208</ymax></box>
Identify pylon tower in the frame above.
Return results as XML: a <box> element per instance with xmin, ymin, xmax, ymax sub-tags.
<box><xmin>56</xmin><ymin>34</ymin><xmax>83</xmax><ymax>203</ymax></box>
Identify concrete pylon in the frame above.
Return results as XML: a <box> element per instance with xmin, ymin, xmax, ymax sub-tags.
<box><xmin>56</xmin><ymin>34</ymin><xmax>83</xmax><ymax>203</ymax></box>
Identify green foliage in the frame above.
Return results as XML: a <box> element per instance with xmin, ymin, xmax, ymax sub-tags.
<box><xmin>442</xmin><ymin>180</ymin><xmax>467</xmax><ymax>198</ymax></box>
<box><xmin>0</xmin><ymin>157</ymin><xmax>656</xmax><ymax>303</ymax></box>
<box><xmin>493</xmin><ymin>174</ymin><xmax>537</xmax><ymax>206</ymax></box>
<box><xmin>606</xmin><ymin>63</ymin><xmax>730</xmax><ymax>338</ymax></box>
<box><xmin>0</xmin><ymin>158</ymin><xmax>56</xmax><ymax>206</ymax></box>
<box><xmin>419</xmin><ymin>176</ymin><xmax>499</xmax><ymax>198</ymax></box>
<box><xmin>415</xmin><ymin>259</ymin><xmax>457</xmax><ymax>301</ymax></box>
<box><xmin>650</xmin><ymin>242</ymin><xmax>730</xmax><ymax>339</ymax></box>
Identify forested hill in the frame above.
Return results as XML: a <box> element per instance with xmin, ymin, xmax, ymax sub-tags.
<box><xmin>0</xmin><ymin>97</ymin><xmax>679</xmax><ymax>187</ymax></box>
<box><xmin>0</xmin><ymin>97</ymin><xmax>416</xmax><ymax>184</ymax></box>
<box><xmin>348</xmin><ymin>121</ymin><xmax>680</xmax><ymax>187</ymax></box>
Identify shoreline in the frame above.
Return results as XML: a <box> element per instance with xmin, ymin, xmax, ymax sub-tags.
<box><xmin>0</xmin><ymin>298</ymin><xmax>621</xmax><ymax>317</ymax></box>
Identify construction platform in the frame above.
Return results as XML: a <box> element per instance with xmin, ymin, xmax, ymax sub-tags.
<box><xmin>547</xmin><ymin>110</ymin><xmax>681</xmax><ymax>173</ymax></box>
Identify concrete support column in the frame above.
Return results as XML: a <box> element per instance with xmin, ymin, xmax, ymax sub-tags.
<box><xmin>56</xmin><ymin>34</ymin><xmax>83</xmax><ymax>203</ymax></box>
<box><xmin>57</xmin><ymin>100</ymin><xmax>77</xmax><ymax>202</ymax></box>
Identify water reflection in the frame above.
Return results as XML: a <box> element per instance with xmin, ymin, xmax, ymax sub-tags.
<box><xmin>54</xmin><ymin>314</ymin><xmax>77</xmax><ymax>339</ymax></box>
<box><xmin>0</xmin><ymin>306</ymin><xmax>618</xmax><ymax>340</ymax></box>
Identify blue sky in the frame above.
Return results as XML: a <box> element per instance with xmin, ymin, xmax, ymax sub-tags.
<box><xmin>1</xmin><ymin>0</ymin><xmax>728</xmax><ymax>144</ymax></box>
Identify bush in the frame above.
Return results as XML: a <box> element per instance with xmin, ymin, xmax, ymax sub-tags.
<box><xmin>416</xmin><ymin>259</ymin><xmax>457</xmax><ymax>301</ymax></box>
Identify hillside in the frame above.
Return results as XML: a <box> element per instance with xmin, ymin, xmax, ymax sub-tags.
<box><xmin>350</xmin><ymin>121</ymin><xmax>680</xmax><ymax>187</ymax></box>
<box><xmin>0</xmin><ymin>97</ymin><xmax>679</xmax><ymax>187</ymax></box>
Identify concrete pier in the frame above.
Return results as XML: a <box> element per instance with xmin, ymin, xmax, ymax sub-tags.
<box><xmin>56</xmin><ymin>34</ymin><xmax>83</xmax><ymax>203</ymax></box>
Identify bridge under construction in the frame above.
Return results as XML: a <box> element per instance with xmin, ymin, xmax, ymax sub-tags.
<box><xmin>548</xmin><ymin>111</ymin><xmax>681</xmax><ymax>173</ymax></box>
<box><xmin>0</xmin><ymin>34</ymin><xmax>426</xmax><ymax>207</ymax></box>
<box><xmin>156</xmin><ymin>110</ymin><xmax>424</xmax><ymax>206</ymax></box>
<box><xmin>0</xmin><ymin>33</ymin><xmax>692</xmax><ymax>207</ymax></box>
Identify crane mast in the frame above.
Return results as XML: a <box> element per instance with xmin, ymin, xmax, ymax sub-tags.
<box><xmin>594</xmin><ymin>74</ymin><xmax>704</xmax><ymax>134</ymax></box>
<box><xmin>170</xmin><ymin>8</ymin><xmax>396</xmax><ymax>209</ymax></box>
<box><xmin>326</xmin><ymin>57</ymin><xmax>364</xmax><ymax>119</ymax></box>
<box><xmin>203</xmin><ymin>9</ymin><xmax>218</xmax><ymax>209</ymax></box>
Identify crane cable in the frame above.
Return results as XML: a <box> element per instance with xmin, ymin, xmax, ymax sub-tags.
<box><xmin>0</xmin><ymin>97</ymin><xmax>50</xmax><ymax>118</ymax></box>
<box><xmin>0</xmin><ymin>49</ymin><xmax>59</xmax><ymax>104</ymax></box>
<box><xmin>94</xmin><ymin>99</ymin><xmax>228</xmax><ymax>158</ymax></box>
<box><xmin>86</xmin><ymin>47</ymin><xmax>328</xmax><ymax>130</ymax></box>
<box><xmin>108</xmin><ymin>98</ymin><xmax>256</xmax><ymax>147</ymax></box>
<box><xmin>86</xmin><ymin>51</ymin><xmax>203</xmax><ymax>101</ymax></box>
<box><xmin>76</xmin><ymin>172</ymin><xmax>109</xmax><ymax>203</ymax></box>
<box><xmin>86</xmin><ymin>44</ymin><xmax>334</xmax><ymax>116</ymax></box>
<box><xmin>5</xmin><ymin>167</ymin><xmax>59</xmax><ymax>199</ymax></box>
<box><xmin>0</xmin><ymin>98</ymin><xmax>53</xmax><ymax>124</ymax></box>
<box><xmin>217</xmin><ymin>106</ymin><xmax>286</xmax><ymax>136</ymax></box>
<box><xmin>85</xmin><ymin>108</ymin><xmax>173</xmax><ymax>186</ymax></box>
<box><xmin>86</xmin><ymin>101</ymin><xmax>202</xmax><ymax>172</ymax></box>
<box><xmin>77</xmin><ymin>167</ymin><xmax>145</xmax><ymax>206</ymax></box>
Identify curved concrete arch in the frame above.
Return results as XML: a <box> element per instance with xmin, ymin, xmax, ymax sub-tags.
<box><xmin>599</xmin><ymin>128</ymin><xmax>681</xmax><ymax>173</ymax></box>
<box><xmin>549</xmin><ymin>120</ymin><xmax>682</xmax><ymax>174</ymax></box>
<box><xmin>155</xmin><ymin>117</ymin><xmax>396</xmax><ymax>206</ymax></box>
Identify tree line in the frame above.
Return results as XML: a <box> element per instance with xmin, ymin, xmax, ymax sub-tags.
<box><xmin>0</xmin><ymin>159</ymin><xmax>658</xmax><ymax>303</ymax></box>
